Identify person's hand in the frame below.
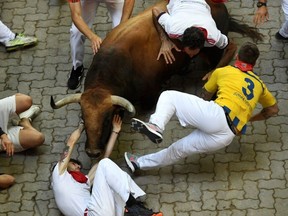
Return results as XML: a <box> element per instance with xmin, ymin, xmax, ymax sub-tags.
<box><xmin>157</xmin><ymin>39</ymin><xmax>181</xmax><ymax>64</ymax></box>
<box><xmin>90</xmin><ymin>34</ymin><xmax>102</xmax><ymax>55</ymax></box>
<box><xmin>253</xmin><ymin>7</ymin><xmax>269</xmax><ymax>26</ymax></box>
<box><xmin>202</xmin><ymin>70</ymin><xmax>213</xmax><ymax>81</ymax></box>
<box><xmin>112</xmin><ymin>115</ymin><xmax>122</xmax><ymax>133</ymax></box>
<box><xmin>1</xmin><ymin>134</ymin><xmax>14</xmax><ymax>156</ymax></box>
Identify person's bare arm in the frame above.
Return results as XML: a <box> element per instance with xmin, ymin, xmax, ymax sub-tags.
<box><xmin>199</xmin><ymin>87</ymin><xmax>215</xmax><ymax>101</ymax></box>
<box><xmin>68</xmin><ymin>1</ymin><xmax>102</xmax><ymax>54</ymax></box>
<box><xmin>120</xmin><ymin>0</ymin><xmax>135</xmax><ymax>23</ymax></box>
<box><xmin>87</xmin><ymin>115</ymin><xmax>122</xmax><ymax>183</ymax></box>
<box><xmin>152</xmin><ymin>7</ymin><xmax>181</xmax><ymax>64</ymax></box>
<box><xmin>58</xmin><ymin>122</ymin><xmax>85</xmax><ymax>175</ymax></box>
<box><xmin>253</xmin><ymin>1</ymin><xmax>269</xmax><ymax>26</ymax></box>
<box><xmin>249</xmin><ymin>103</ymin><xmax>278</xmax><ymax>122</ymax></box>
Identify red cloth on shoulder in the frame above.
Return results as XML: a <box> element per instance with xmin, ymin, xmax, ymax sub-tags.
<box><xmin>68</xmin><ymin>171</ymin><xmax>88</xmax><ymax>183</ymax></box>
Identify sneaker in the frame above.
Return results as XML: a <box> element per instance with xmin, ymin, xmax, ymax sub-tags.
<box><xmin>4</xmin><ymin>33</ymin><xmax>38</xmax><ymax>51</ymax></box>
<box><xmin>124</xmin><ymin>152</ymin><xmax>140</xmax><ymax>173</ymax></box>
<box><xmin>275</xmin><ymin>32</ymin><xmax>288</xmax><ymax>41</ymax></box>
<box><xmin>131</xmin><ymin>118</ymin><xmax>163</xmax><ymax>144</ymax></box>
<box><xmin>11</xmin><ymin>105</ymin><xmax>41</xmax><ymax>126</ymax></box>
<box><xmin>124</xmin><ymin>201</ymin><xmax>163</xmax><ymax>216</ymax></box>
<box><xmin>67</xmin><ymin>65</ymin><xmax>84</xmax><ymax>90</ymax></box>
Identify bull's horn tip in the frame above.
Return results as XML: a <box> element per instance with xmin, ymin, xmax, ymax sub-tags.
<box><xmin>50</xmin><ymin>96</ymin><xmax>56</xmax><ymax>109</ymax></box>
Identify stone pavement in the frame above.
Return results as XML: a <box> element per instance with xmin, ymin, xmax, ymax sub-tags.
<box><xmin>0</xmin><ymin>0</ymin><xmax>287</xmax><ymax>215</ymax></box>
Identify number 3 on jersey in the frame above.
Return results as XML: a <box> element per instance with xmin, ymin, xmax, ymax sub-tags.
<box><xmin>242</xmin><ymin>78</ymin><xmax>254</xmax><ymax>100</ymax></box>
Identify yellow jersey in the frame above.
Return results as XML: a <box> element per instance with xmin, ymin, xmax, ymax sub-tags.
<box><xmin>204</xmin><ymin>65</ymin><xmax>277</xmax><ymax>133</ymax></box>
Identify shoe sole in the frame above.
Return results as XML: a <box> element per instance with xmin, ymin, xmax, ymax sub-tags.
<box><xmin>131</xmin><ymin>118</ymin><xmax>163</xmax><ymax>144</ymax></box>
<box><xmin>6</xmin><ymin>41</ymin><xmax>38</xmax><ymax>52</ymax></box>
<box><xmin>124</xmin><ymin>152</ymin><xmax>136</xmax><ymax>173</ymax></box>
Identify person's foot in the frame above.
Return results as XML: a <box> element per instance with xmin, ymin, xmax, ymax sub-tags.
<box><xmin>131</xmin><ymin>118</ymin><xmax>163</xmax><ymax>144</ymax></box>
<box><xmin>4</xmin><ymin>33</ymin><xmax>38</xmax><ymax>51</ymax></box>
<box><xmin>67</xmin><ymin>65</ymin><xmax>84</xmax><ymax>90</ymax></box>
<box><xmin>11</xmin><ymin>105</ymin><xmax>41</xmax><ymax>126</ymax></box>
<box><xmin>124</xmin><ymin>201</ymin><xmax>163</xmax><ymax>216</ymax></box>
<box><xmin>124</xmin><ymin>152</ymin><xmax>140</xmax><ymax>173</ymax></box>
<box><xmin>275</xmin><ymin>32</ymin><xmax>288</xmax><ymax>41</ymax></box>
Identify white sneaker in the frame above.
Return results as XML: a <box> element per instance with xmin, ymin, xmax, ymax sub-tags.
<box><xmin>4</xmin><ymin>33</ymin><xmax>38</xmax><ymax>51</ymax></box>
<box><xmin>11</xmin><ymin>105</ymin><xmax>41</xmax><ymax>126</ymax></box>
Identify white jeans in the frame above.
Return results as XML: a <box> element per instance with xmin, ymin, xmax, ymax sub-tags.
<box><xmin>280</xmin><ymin>0</ymin><xmax>288</xmax><ymax>37</ymax></box>
<box><xmin>87</xmin><ymin>158</ymin><xmax>145</xmax><ymax>216</ymax></box>
<box><xmin>137</xmin><ymin>90</ymin><xmax>235</xmax><ymax>169</ymax></box>
<box><xmin>70</xmin><ymin>0</ymin><xmax>124</xmax><ymax>69</ymax></box>
<box><xmin>0</xmin><ymin>21</ymin><xmax>15</xmax><ymax>44</ymax></box>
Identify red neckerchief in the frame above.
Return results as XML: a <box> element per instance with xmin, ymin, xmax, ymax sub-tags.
<box><xmin>68</xmin><ymin>171</ymin><xmax>88</xmax><ymax>183</ymax></box>
<box><xmin>234</xmin><ymin>59</ymin><xmax>254</xmax><ymax>72</ymax></box>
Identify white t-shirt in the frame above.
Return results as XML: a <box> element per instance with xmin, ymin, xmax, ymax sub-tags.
<box><xmin>52</xmin><ymin>163</ymin><xmax>91</xmax><ymax>216</ymax></box>
<box><xmin>158</xmin><ymin>0</ymin><xmax>228</xmax><ymax>49</ymax></box>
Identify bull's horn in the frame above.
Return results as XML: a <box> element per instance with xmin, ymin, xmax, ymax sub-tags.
<box><xmin>111</xmin><ymin>95</ymin><xmax>136</xmax><ymax>116</ymax></box>
<box><xmin>50</xmin><ymin>93</ymin><xmax>82</xmax><ymax>109</ymax></box>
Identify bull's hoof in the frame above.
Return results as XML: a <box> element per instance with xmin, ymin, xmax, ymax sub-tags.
<box><xmin>85</xmin><ymin>148</ymin><xmax>103</xmax><ymax>159</ymax></box>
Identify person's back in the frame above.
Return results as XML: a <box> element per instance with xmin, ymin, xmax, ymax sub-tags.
<box><xmin>204</xmin><ymin>42</ymin><xmax>277</xmax><ymax>134</ymax></box>
<box><xmin>207</xmin><ymin>65</ymin><xmax>274</xmax><ymax>133</ymax></box>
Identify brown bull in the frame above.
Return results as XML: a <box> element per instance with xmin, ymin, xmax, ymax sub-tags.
<box><xmin>51</xmin><ymin>0</ymin><xmax>263</xmax><ymax>158</ymax></box>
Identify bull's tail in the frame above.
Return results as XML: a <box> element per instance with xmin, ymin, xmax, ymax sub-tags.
<box><xmin>228</xmin><ymin>17</ymin><xmax>264</xmax><ymax>42</ymax></box>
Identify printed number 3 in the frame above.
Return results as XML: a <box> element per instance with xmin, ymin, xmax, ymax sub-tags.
<box><xmin>242</xmin><ymin>78</ymin><xmax>254</xmax><ymax>100</ymax></box>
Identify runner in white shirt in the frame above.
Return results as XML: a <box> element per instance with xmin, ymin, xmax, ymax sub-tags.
<box><xmin>51</xmin><ymin>115</ymin><xmax>163</xmax><ymax>216</ymax></box>
<box><xmin>152</xmin><ymin>0</ymin><xmax>236</xmax><ymax>66</ymax></box>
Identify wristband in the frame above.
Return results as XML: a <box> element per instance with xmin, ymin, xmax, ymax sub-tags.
<box><xmin>113</xmin><ymin>131</ymin><xmax>119</xmax><ymax>134</ymax></box>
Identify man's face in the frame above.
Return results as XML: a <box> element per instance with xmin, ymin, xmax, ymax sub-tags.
<box><xmin>183</xmin><ymin>47</ymin><xmax>201</xmax><ymax>58</ymax></box>
<box><xmin>67</xmin><ymin>161</ymin><xmax>81</xmax><ymax>172</ymax></box>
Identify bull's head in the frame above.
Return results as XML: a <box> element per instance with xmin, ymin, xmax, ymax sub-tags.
<box><xmin>50</xmin><ymin>89</ymin><xmax>135</xmax><ymax>158</ymax></box>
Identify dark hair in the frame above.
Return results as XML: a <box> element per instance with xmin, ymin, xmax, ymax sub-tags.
<box><xmin>238</xmin><ymin>42</ymin><xmax>259</xmax><ymax>65</ymax></box>
<box><xmin>69</xmin><ymin>158</ymin><xmax>83</xmax><ymax>168</ymax></box>
<box><xmin>181</xmin><ymin>27</ymin><xmax>205</xmax><ymax>50</ymax></box>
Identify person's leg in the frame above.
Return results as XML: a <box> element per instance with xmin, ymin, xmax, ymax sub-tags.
<box><xmin>0</xmin><ymin>174</ymin><xmax>15</xmax><ymax>189</ymax></box>
<box><xmin>126</xmin><ymin>99</ymin><xmax>235</xmax><ymax>170</ymax></box>
<box><xmin>70</xmin><ymin>0</ymin><xmax>98</xmax><ymax>69</ymax></box>
<box><xmin>137</xmin><ymin>127</ymin><xmax>234</xmax><ymax>170</ymax></box>
<box><xmin>18</xmin><ymin>119</ymin><xmax>45</xmax><ymax>149</ymax></box>
<box><xmin>10</xmin><ymin>94</ymin><xmax>44</xmax><ymax>151</ymax></box>
<box><xmin>279</xmin><ymin>0</ymin><xmax>288</xmax><ymax>38</ymax></box>
<box><xmin>0</xmin><ymin>20</ymin><xmax>15</xmax><ymax>44</ymax></box>
<box><xmin>14</xmin><ymin>93</ymin><xmax>32</xmax><ymax>114</ymax></box>
<box><xmin>6</xmin><ymin>120</ymin><xmax>44</xmax><ymax>152</ymax></box>
<box><xmin>87</xmin><ymin>158</ymin><xmax>145</xmax><ymax>215</ymax></box>
<box><xmin>105</xmin><ymin>0</ymin><xmax>124</xmax><ymax>28</ymax></box>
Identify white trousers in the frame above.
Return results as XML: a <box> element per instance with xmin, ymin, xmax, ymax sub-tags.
<box><xmin>0</xmin><ymin>95</ymin><xmax>24</xmax><ymax>152</ymax></box>
<box><xmin>70</xmin><ymin>0</ymin><xmax>124</xmax><ymax>69</ymax></box>
<box><xmin>280</xmin><ymin>0</ymin><xmax>288</xmax><ymax>37</ymax></box>
<box><xmin>87</xmin><ymin>158</ymin><xmax>145</xmax><ymax>216</ymax></box>
<box><xmin>138</xmin><ymin>90</ymin><xmax>235</xmax><ymax>169</ymax></box>
<box><xmin>0</xmin><ymin>20</ymin><xmax>15</xmax><ymax>44</ymax></box>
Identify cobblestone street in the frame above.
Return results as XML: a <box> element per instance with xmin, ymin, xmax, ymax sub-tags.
<box><xmin>0</xmin><ymin>0</ymin><xmax>287</xmax><ymax>215</ymax></box>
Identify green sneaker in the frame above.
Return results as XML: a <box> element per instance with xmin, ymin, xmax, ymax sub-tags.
<box><xmin>4</xmin><ymin>33</ymin><xmax>38</xmax><ymax>51</ymax></box>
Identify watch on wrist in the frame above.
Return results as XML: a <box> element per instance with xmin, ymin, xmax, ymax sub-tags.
<box><xmin>257</xmin><ymin>2</ymin><xmax>267</xmax><ymax>8</ymax></box>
